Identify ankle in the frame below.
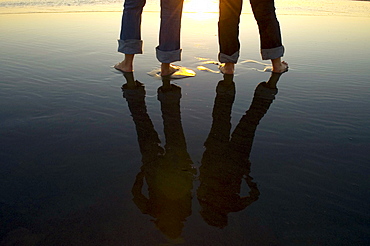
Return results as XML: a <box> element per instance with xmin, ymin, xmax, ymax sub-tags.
<box><xmin>222</xmin><ymin>63</ymin><xmax>235</xmax><ymax>74</ymax></box>
<box><xmin>161</xmin><ymin>63</ymin><xmax>171</xmax><ymax>76</ymax></box>
<box><xmin>271</xmin><ymin>58</ymin><xmax>288</xmax><ymax>73</ymax></box>
<box><xmin>271</xmin><ymin>57</ymin><xmax>281</xmax><ymax>68</ymax></box>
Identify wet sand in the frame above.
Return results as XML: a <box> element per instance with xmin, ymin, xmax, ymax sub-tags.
<box><xmin>1</xmin><ymin>10</ymin><xmax>370</xmax><ymax>246</ymax></box>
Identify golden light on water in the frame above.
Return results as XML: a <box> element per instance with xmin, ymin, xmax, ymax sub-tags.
<box><xmin>183</xmin><ymin>0</ymin><xmax>218</xmax><ymax>20</ymax></box>
<box><xmin>184</xmin><ymin>0</ymin><xmax>218</xmax><ymax>13</ymax></box>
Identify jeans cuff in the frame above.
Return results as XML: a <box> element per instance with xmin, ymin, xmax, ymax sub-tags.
<box><xmin>155</xmin><ymin>47</ymin><xmax>182</xmax><ymax>63</ymax></box>
<box><xmin>261</xmin><ymin>46</ymin><xmax>285</xmax><ymax>60</ymax></box>
<box><xmin>118</xmin><ymin>39</ymin><xmax>143</xmax><ymax>54</ymax></box>
<box><xmin>218</xmin><ymin>51</ymin><xmax>239</xmax><ymax>63</ymax></box>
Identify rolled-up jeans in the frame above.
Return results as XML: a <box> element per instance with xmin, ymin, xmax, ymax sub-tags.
<box><xmin>118</xmin><ymin>0</ymin><xmax>184</xmax><ymax>63</ymax></box>
<box><xmin>218</xmin><ymin>0</ymin><xmax>284</xmax><ymax>63</ymax></box>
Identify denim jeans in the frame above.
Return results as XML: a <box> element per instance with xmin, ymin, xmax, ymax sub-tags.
<box><xmin>118</xmin><ymin>0</ymin><xmax>184</xmax><ymax>63</ymax></box>
<box><xmin>218</xmin><ymin>0</ymin><xmax>284</xmax><ymax>63</ymax></box>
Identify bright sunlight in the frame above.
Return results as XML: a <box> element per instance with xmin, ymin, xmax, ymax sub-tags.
<box><xmin>183</xmin><ymin>0</ymin><xmax>218</xmax><ymax>20</ymax></box>
<box><xmin>183</xmin><ymin>0</ymin><xmax>218</xmax><ymax>14</ymax></box>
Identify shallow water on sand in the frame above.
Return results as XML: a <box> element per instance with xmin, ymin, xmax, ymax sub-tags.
<box><xmin>1</xmin><ymin>10</ymin><xmax>370</xmax><ymax>246</ymax></box>
<box><xmin>1</xmin><ymin>0</ymin><xmax>370</xmax><ymax>16</ymax></box>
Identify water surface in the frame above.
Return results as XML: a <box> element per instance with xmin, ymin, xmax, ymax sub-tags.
<box><xmin>1</xmin><ymin>2</ymin><xmax>370</xmax><ymax>246</ymax></box>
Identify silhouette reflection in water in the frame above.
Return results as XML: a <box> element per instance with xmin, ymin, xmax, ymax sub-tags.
<box><xmin>121</xmin><ymin>72</ymin><xmax>196</xmax><ymax>241</ymax></box>
<box><xmin>197</xmin><ymin>72</ymin><xmax>283</xmax><ymax>228</ymax></box>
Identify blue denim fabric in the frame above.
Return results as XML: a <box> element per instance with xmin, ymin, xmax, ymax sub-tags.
<box><xmin>118</xmin><ymin>0</ymin><xmax>146</xmax><ymax>54</ymax></box>
<box><xmin>218</xmin><ymin>51</ymin><xmax>240</xmax><ymax>64</ymax></box>
<box><xmin>218</xmin><ymin>0</ymin><xmax>284</xmax><ymax>63</ymax></box>
<box><xmin>156</xmin><ymin>0</ymin><xmax>183</xmax><ymax>63</ymax></box>
<box><xmin>118</xmin><ymin>0</ymin><xmax>184</xmax><ymax>63</ymax></box>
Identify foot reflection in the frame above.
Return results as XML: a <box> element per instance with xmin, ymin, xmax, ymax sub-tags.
<box><xmin>121</xmin><ymin>74</ymin><xmax>195</xmax><ymax>241</ymax></box>
<box><xmin>197</xmin><ymin>72</ymin><xmax>282</xmax><ymax>228</ymax></box>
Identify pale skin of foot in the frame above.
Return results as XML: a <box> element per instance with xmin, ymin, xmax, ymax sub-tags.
<box><xmin>161</xmin><ymin>63</ymin><xmax>175</xmax><ymax>76</ymax></box>
<box><xmin>271</xmin><ymin>58</ymin><xmax>288</xmax><ymax>73</ymax></box>
<box><xmin>222</xmin><ymin>63</ymin><xmax>235</xmax><ymax>75</ymax></box>
<box><xmin>222</xmin><ymin>58</ymin><xmax>288</xmax><ymax>75</ymax></box>
<box><xmin>114</xmin><ymin>54</ymin><xmax>175</xmax><ymax>76</ymax></box>
<box><xmin>114</xmin><ymin>54</ymin><xmax>134</xmax><ymax>72</ymax></box>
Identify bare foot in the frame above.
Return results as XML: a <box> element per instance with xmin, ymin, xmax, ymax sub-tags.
<box><xmin>114</xmin><ymin>54</ymin><xmax>134</xmax><ymax>73</ymax></box>
<box><xmin>271</xmin><ymin>58</ymin><xmax>288</xmax><ymax>74</ymax></box>
<box><xmin>219</xmin><ymin>62</ymin><xmax>235</xmax><ymax>74</ymax></box>
<box><xmin>161</xmin><ymin>63</ymin><xmax>179</xmax><ymax>76</ymax></box>
<box><xmin>114</xmin><ymin>61</ymin><xmax>133</xmax><ymax>73</ymax></box>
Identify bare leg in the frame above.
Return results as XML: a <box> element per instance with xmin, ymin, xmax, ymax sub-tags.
<box><xmin>219</xmin><ymin>62</ymin><xmax>235</xmax><ymax>75</ymax></box>
<box><xmin>271</xmin><ymin>57</ymin><xmax>288</xmax><ymax>73</ymax></box>
<box><xmin>114</xmin><ymin>54</ymin><xmax>135</xmax><ymax>72</ymax></box>
<box><xmin>224</xmin><ymin>62</ymin><xmax>235</xmax><ymax>75</ymax></box>
<box><xmin>161</xmin><ymin>63</ymin><xmax>179</xmax><ymax>76</ymax></box>
<box><xmin>161</xmin><ymin>63</ymin><xmax>170</xmax><ymax>76</ymax></box>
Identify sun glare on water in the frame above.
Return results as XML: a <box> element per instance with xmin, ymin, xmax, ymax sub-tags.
<box><xmin>183</xmin><ymin>0</ymin><xmax>218</xmax><ymax>19</ymax></box>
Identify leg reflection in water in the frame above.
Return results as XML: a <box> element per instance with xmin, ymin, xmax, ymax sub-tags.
<box><xmin>121</xmin><ymin>73</ymin><xmax>195</xmax><ymax>241</ymax></box>
<box><xmin>197</xmin><ymin>72</ymin><xmax>283</xmax><ymax>228</ymax></box>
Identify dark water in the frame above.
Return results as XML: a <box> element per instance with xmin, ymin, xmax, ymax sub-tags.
<box><xmin>1</xmin><ymin>12</ymin><xmax>369</xmax><ymax>245</ymax></box>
